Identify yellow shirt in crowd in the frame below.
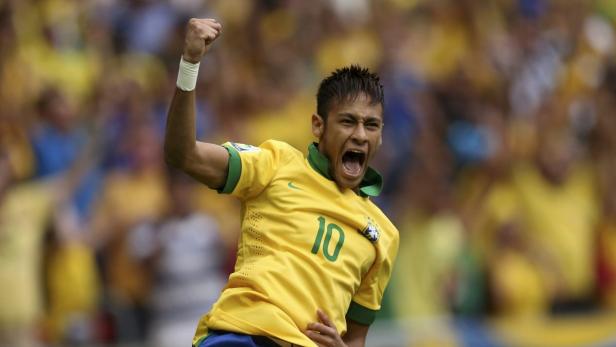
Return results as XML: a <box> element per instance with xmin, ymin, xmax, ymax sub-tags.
<box><xmin>513</xmin><ymin>163</ymin><xmax>599</xmax><ymax>298</ymax></box>
<box><xmin>0</xmin><ymin>181</ymin><xmax>53</xmax><ymax>326</ymax></box>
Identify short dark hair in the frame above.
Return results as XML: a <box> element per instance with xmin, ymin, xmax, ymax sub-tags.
<box><xmin>316</xmin><ymin>65</ymin><xmax>384</xmax><ymax>121</ymax></box>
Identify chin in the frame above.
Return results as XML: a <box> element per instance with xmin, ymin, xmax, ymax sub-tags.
<box><xmin>335</xmin><ymin>175</ymin><xmax>362</xmax><ymax>190</ymax></box>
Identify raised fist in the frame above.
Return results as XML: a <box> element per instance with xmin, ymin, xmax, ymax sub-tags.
<box><xmin>183</xmin><ymin>18</ymin><xmax>222</xmax><ymax>63</ymax></box>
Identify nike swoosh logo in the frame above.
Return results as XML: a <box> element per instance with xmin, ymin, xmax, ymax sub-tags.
<box><xmin>288</xmin><ymin>181</ymin><xmax>302</xmax><ymax>190</ymax></box>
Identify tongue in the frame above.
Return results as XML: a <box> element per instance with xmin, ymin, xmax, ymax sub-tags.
<box><xmin>343</xmin><ymin>158</ymin><xmax>362</xmax><ymax>176</ymax></box>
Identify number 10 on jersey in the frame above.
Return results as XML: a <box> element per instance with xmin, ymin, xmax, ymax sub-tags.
<box><xmin>311</xmin><ymin>216</ymin><xmax>345</xmax><ymax>262</ymax></box>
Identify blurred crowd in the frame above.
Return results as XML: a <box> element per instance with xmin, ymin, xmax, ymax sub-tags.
<box><xmin>2</xmin><ymin>0</ymin><xmax>616</xmax><ymax>346</ymax></box>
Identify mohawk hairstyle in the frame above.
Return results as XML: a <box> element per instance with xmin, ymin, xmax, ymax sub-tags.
<box><xmin>316</xmin><ymin>65</ymin><xmax>384</xmax><ymax>121</ymax></box>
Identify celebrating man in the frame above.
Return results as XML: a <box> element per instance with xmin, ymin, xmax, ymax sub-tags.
<box><xmin>165</xmin><ymin>18</ymin><xmax>399</xmax><ymax>347</ymax></box>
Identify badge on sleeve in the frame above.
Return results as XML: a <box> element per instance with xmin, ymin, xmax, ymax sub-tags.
<box><xmin>231</xmin><ymin>143</ymin><xmax>260</xmax><ymax>153</ymax></box>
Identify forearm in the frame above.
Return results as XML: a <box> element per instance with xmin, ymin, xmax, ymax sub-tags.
<box><xmin>342</xmin><ymin>337</ymin><xmax>364</xmax><ymax>347</ymax></box>
<box><xmin>164</xmin><ymin>88</ymin><xmax>197</xmax><ymax>169</ymax></box>
<box><xmin>164</xmin><ymin>87</ymin><xmax>229</xmax><ymax>189</ymax></box>
<box><xmin>342</xmin><ymin>322</ymin><xmax>368</xmax><ymax>347</ymax></box>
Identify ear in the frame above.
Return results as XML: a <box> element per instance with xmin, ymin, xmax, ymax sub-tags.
<box><xmin>311</xmin><ymin>113</ymin><xmax>325</xmax><ymax>140</ymax></box>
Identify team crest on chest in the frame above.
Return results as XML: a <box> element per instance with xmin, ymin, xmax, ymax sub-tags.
<box><xmin>360</xmin><ymin>218</ymin><xmax>380</xmax><ymax>243</ymax></box>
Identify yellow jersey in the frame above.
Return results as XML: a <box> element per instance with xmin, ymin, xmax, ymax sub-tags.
<box><xmin>193</xmin><ymin>140</ymin><xmax>399</xmax><ymax>347</ymax></box>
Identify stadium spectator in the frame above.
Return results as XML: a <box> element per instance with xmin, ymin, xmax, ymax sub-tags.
<box><xmin>0</xmin><ymin>148</ymin><xmax>54</xmax><ymax>347</ymax></box>
<box><xmin>130</xmin><ymin>169</ymin><xmax>228</xmax><ymax>347</ymax></box>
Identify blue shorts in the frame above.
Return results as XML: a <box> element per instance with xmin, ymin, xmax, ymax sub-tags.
<box><xmin>196</xmin><ymin>330</ymin><xmax>281</xmax><ymax>347</ymax></box>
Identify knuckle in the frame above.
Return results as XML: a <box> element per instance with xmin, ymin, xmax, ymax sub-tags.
<box><xmin>188</xmin><ymin>18</ymin><xmax>200</xmax><ymax>29</ymax></box>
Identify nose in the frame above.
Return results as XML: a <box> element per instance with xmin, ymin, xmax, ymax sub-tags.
<box><xmin>351</xmin><ymin>123</ymin><xmax>368</xmax><ymax>144</ymax></box>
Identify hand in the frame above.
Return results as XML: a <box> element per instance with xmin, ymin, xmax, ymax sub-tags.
<box><xmin>305</xmin><ymin>309</ymin><xmax>347</xmax><ymax>347</ymax></box>
<box><xmin>183</xmin><ymin>18</ymin><xmax>222</xmax><ymax>63</ymax></box>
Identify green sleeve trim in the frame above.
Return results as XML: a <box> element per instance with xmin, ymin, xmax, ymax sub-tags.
<box><xmin>346</xmin><ymin>301</ymin><xmax>378</xmax><ymax>325</ymax></box>
<box><xmin>218</xmin><ymin>144</ymin><xmax>242</xmax><ymax>194</ymax></box>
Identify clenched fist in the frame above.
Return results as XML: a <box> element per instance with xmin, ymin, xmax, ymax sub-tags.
<box><xmin>183</xmin><ymin>18</ymin><xmax>222</xmax><ymax>63</ymax></box>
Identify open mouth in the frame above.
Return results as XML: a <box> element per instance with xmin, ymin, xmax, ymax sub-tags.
<box><xmin>341</xmin><ymin>150</ymin><xmax>366</xmax><ymax>177</ymax></box>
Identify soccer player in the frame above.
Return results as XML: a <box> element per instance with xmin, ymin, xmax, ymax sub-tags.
<box><xmin>164</xmin><ymin>18</ymin><xmax>399</xmax><ymax>347</ymax></box>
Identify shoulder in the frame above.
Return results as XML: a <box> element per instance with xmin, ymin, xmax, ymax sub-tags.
<box><xmin>261</xmin><ymin>140</ymin><xmax>303</xmax><ymax>157</ymax></box>
<box><xmin>6</xmin><ymin>180</ymin><xmax>50</xmax><ymax>202</ymax></box>
<box><xmin>4</xmin><ymin>180</ymin><xmax>54</xmax><ymax>219</ymax></box>
<box><xmin>254</xmin><ymin>140</ymin><xmax>304</xmax><ymax>166</ymax></box>
<box><xmin>225</xmin><ymin>140</ymin><xmax>302</xmax><ymax>158</ymax></box>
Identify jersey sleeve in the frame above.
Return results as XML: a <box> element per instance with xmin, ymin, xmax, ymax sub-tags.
<box><xmin>346</xmin><ymin>228</ymin><xmax>399</xmax><ymax>325</ymax></box>
<box><xmin>218</xmin><ymin>140</ymin><xmax>294</xmax><ymax>200</ymax></box>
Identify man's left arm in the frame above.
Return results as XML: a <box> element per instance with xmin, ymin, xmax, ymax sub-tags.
<box><xmin>305</xmin><ymin>310</ymin><xmax>368</xmax><ymax>347</ymax></box>
<box><xmin>342</xmin><ymin>320</ymin><xmax>369</xmax><ymax>347</ymax></box>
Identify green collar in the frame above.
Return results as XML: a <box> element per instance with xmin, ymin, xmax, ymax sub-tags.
<box><xmin>307</xmin><ymin>142</ymin><xmax>383</xmax><ymax>197</ymax></box>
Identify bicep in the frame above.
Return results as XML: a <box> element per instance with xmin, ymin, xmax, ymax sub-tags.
<box><xmin>182</xmin><ymin>141</ymin><xmax>229</xmax><ymax>190</ymax></box>
<box><xmin>343</xmin><ymin>319</ymin><xmax>369</xmax><ymax>347</ymax></box>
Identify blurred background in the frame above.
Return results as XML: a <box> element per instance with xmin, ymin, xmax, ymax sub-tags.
<box><xmin>2</xmin><ymin>0</ymin><xmax>616</xmax><ymax>346</ymax></box>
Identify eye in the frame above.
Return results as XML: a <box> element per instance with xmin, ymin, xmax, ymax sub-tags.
<box><xmin>341</xmin><ymin>118</ymin><xmax>354</xmax><ymax>126</ymax></box>
<box><xmin>366</xmin><ymin>122</ymin><xmax>381</xmax><ymax>130</ymax></box>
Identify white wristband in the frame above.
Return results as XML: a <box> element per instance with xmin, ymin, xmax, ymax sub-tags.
<box><xmin>176</xmin><ymin>57</ymin><xmax>200</xmax><ymax>91</ymax></box>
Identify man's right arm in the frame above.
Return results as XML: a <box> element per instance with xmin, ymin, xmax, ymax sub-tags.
<box><xmin>164</xmin><ymin>18</ymin><xmax>228</xmax><ymax>190</ymax></box>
